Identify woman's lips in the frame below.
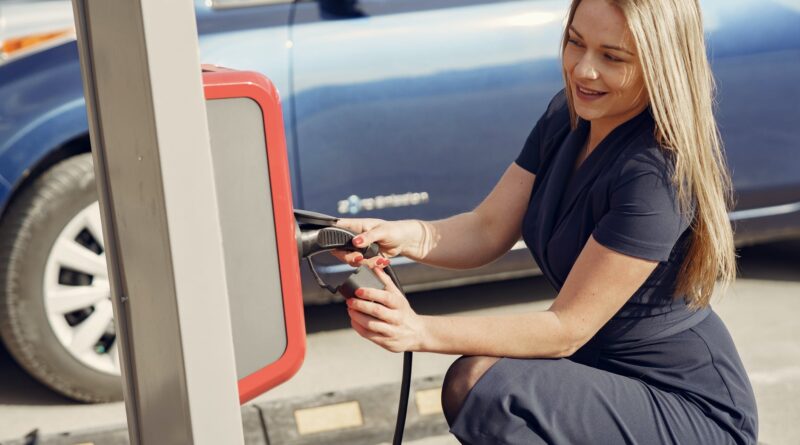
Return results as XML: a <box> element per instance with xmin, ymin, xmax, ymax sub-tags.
<box><xmin>575</xmin><ymin>84</ymin><xmax>607</xmax><ymax>102</ymax></box>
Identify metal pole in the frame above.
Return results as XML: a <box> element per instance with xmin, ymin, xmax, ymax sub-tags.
<box><xmin>71</xmin><ymin>0</ymin><xmax>245</xmax><ymax>443</ymax></box>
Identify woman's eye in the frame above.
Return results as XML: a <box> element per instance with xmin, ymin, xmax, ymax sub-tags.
<box><xmin>605</xmin><ymin>53</ymin><xmax>622</xmax><ymax>62</ymax></box>
<box><xmin>568</xmin><ymin>38</ymin><xmax>583</xmax><ymax>47</ymax></box>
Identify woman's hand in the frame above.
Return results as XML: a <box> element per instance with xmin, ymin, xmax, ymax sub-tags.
<box><xmin>345</xmin><ymin>266</ymin><xmax>426</xmax><ymax>353</ymax></box>
<box><xmin>332</xmin><ymin>218</ymin><xmax>424</xmax><ymax>268</ymax></box>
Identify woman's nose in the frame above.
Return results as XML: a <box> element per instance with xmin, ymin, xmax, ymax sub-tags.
<box><xmin>574</xmin><ymin>55</ymin><xmax>599</xmax><ymax>81</ymax></box>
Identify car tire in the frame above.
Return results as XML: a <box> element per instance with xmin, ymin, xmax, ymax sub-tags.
<box><xmin>0</xmin><ymin>153</ymin><xmax>121</xmax><ymax>403</ymax></box>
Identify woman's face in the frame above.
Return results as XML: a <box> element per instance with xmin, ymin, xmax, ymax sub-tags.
<box><xmin>563</xmin><ymin>0</ymin><xmax>649</xmax><ymax>131</ymax></box>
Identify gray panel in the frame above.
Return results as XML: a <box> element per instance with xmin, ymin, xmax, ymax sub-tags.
<box><xmin>206</xmin><ymin>98</ymin><xmax>288</xmax><ymax>379</ymax></box>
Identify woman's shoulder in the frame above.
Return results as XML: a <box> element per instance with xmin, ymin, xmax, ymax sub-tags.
<box><xmin>607</xmin><ymin>132</ymin><xmax>695</xmax><ymax>221</ymax></box>
<box><xmin>611</xmin><ymin>115</ymin><xmax>674</xmax><ymax>184</ymax></box>
<box><xmin>540</xmin><ymin>89</ymin><xmax>571</xmax><ymax>136</ymax></box>
<box><xmin>531</xmin><ymin>89</ymin><xmax>573</xmax><ymax>163</ymax></box>
<box><xmin>514</xmin><ymin>89</ymin><xmax>572</xmax><ymax>175</ymax></box>
<box><xmin>616</xmin><ymin>134</ymin><xmax>674</xmax><ymax>179</ymax></box>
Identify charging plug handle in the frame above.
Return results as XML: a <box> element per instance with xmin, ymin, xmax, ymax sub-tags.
<box><xmin>298</xmin><ymin>227</ymin><xmax>380</xmax><ymax>259</ymax></box>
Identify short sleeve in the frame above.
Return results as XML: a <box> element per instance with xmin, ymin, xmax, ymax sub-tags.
<box><xmin>514</xmin><ymin>89</ymin><xmax>569</xmax><ymax>175</ymax></box>
<box><xmin>592</xmin><ymin>160</ymin><xmax>691</xmax><ymax>262</ymax></box>
<box><xmin>515</xmin><ymin>119</ymin><xmax>544</xmax><ymax>174</ymax></box>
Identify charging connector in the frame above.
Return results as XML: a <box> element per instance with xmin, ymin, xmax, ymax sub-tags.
<box><xmin>295</xmin><ymin>209</ymin><xmax>412</xmax><ymax>445</ymax></box>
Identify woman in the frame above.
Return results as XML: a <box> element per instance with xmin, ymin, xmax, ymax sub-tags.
<box><xmin>334</xmin><ymin>0</ymin><xmax>758</xmax><ymax>442</ymax></box>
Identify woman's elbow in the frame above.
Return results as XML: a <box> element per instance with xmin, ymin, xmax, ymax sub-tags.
<box><xmin>554</xmin><ymin>328</ymin><xmax>592</xmax><ymax>358</ymax></box>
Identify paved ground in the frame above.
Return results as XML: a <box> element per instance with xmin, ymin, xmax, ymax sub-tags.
<box><xmin>0</xmin><ymin>240</ymin><xmax>798</xmax><ymax>444</ymax></box>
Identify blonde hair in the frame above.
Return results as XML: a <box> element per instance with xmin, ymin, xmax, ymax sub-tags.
<box><xmin>562</xmin><ymin>0</ymin><xmax>736</xmax><ymax>308</ymax></box>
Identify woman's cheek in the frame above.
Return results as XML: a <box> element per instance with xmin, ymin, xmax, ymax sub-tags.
<box><xmin>562</xmin><ymin>48</ymin><xmax>579</xmax><ymax>73</ymax></box>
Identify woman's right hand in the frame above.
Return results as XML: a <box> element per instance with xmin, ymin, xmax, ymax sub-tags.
<box><xmin>331</xmin><ymin>218</ymin><xmax>423</xmax><ymax>268</ymax></box>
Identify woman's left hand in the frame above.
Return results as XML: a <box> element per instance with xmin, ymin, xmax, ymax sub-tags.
<box><xmin>346</xmin><ymin>265</ymin><xmax>426</xmax><ymax>353</ymax></box>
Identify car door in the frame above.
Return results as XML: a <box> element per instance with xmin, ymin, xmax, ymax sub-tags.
<box><xmin>703</xmin><ymin>0</ymin><xmax>800</xmax><ymax>243</ymax></box>
<box><xmin>289</xmin><ymin>0</ymin><xmax>569</xmax><ymax>220</ymax></box>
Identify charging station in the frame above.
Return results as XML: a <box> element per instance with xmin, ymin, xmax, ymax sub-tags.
<box><xmin>203</xmin><ymin>66</ymin><xmax>306</xmax><ymax>404</ymax></box>
<box><xmin>71</xmin><ymin>0</ymin><xmax>413</xmax><ymax>442</ymax></box>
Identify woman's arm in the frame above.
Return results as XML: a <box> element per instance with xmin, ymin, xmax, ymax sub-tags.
<box><xmin>403</xmin><ymin>162</ymin><xmax>536</xmax><ymax>270</ymax></box>
<box><xmin>347</xmin><ymin>235</ymin><xmax>658</xmax><ymax>357</ymax></box>
<box><xmin>335</xmin><ymin>162</ymin><xmax>535</xmax><ymax>270</ymax></box>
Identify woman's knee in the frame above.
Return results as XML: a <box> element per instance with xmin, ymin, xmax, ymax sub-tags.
<box><xmin>441</xmin><ymin>355</ymin><xmax>501</xmax><ymax>426</ymax></box>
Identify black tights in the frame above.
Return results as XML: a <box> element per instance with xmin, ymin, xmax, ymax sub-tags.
<box><xmin>440</xmin><ymin>355</ymin><xmax>501</xmax><ymax>427</ymax></box>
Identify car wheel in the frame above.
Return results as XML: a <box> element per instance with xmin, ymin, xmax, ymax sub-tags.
<box><xmin>0</xmin><ymin>153</ymin><xmax>121</xmax><ymax>402</ymax></box>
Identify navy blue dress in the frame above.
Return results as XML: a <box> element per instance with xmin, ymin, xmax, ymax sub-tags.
<box><xmin>449</xmin><ymin>91</ymin><xmax>758</xmax><ymax>444</ymax></box>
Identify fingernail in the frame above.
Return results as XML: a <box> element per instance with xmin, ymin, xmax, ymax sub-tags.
<box><xmin>355</xmin><ymin>288</ymin><xmax>365</xmax><ymax>297</ymax></box>
<box><xmin>354</xmin><ymin>255</ymin><xmax>364</xmax><ymax>263</ymax></box>
<box><xmin>353</xmin><ymin>236</ymin><xmax>363</xmax><ymax>246</ymax></box>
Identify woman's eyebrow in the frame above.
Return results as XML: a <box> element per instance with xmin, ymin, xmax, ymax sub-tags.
<box><xmin>568</xmin><ymin>25</ymin><xmax>635</xmax><ymax>56</ymax></box>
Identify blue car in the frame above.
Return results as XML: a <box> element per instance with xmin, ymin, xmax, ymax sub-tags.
<box><xmin>0</xmin><ymin>0</ymin><xmax>798</xmax><ymax>402</ymax></box>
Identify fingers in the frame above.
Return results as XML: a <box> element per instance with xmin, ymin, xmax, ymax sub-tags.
<box><xmin>333</xmin><ymin>218</ymin><xmax>363</xmax><ymax>233</ymax></box>
<box><xmin>332</xmin><ymin>218</ymin><xmax>375</xmax><ymax>249</ymax></box>
<box><xmin>330</xmin><ymin>250</ymin><xmax>366</xmax><ymax>267</ymax></box>
<box><xmin>347</xmin><ymin>307</ymin><xmax>393</xmax><ymax>336</ymax></box>
<box><xmin>346</xmin><ymin>223</ymin><xmax>384</xmax><ymax>251</ymax></box>
<box><xmin>371</xmin><ymin>266</ymin><xmax>400</xmax><ymax>294</ymax></box>
<box><xmin>355</xmin><ymin>256</ymin><xmax>388</xmax><ymax>269</ymax></box>
<box><xmin>332</xmin><ymin>218</ymin><xmax>393</xmax><ymax>267</ymax></box>
<box><xmin>354</xmin><ymin>283</ymin><xmax>397</xmax><ymax>309</ymax></box>
<box><xmin>347</xmin><ymin>296</ymin><xmax>398</xmax><ymax>324</ymax></box>
<box><xmin>335</xmin><ymin>217</ymin><xmax>381</xmax><ymax>234</ymax></box>
<box><xmin>349</xmin><ymin>317</ymin><xmax>387</xmax><ymax>343</ymax></box>
<box><xmin>329</xmin><ymin>251</ymin><xmax>389</xmax><ymax>269</ymax></box>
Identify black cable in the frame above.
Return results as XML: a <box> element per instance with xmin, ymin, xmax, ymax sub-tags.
<box><xmin>395</xmin><ymin>351</ymin><xmax>412</xmax><ymax>445</ymax></box>
<box><xmin>383</xmin><ymin>265</ymin><xmax>411</xmax><ymax>445</ymax></box>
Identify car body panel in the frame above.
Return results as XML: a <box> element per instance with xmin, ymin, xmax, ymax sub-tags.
<box><xmin>291</xmin><ymin>0</ymin><xmax>566</xmax><ymax>222</ymax></box>
<box><xmin>0</xmin><ymin>39</ymin><xmax>86</xmax><ymax>210</ymax></box>
<box><xmin>704</xmin><ymin>0</ymin><xmax>800</xmax><ymax>210</ymax></box>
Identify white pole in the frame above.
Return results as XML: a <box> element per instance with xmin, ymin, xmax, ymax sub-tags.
<box><xmin>71</xmin><ymin>0</ymin><xmax>245</xmax><ymax>443</ymax></box>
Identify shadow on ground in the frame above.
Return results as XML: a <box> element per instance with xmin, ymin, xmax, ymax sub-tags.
<box><xmin>0</xmin><ymin>342</ymin><xmax>73</xmax><ymax>406</ymax></box>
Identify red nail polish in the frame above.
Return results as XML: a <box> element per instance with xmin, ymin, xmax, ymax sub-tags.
<box><xmin>353</xmin><ymin>236</ymin><xmax>363</xmax><ymax>245</ymax></box>
<box><xmin>355</xmin><ymin>288</ymin><xmax>364</xmax><ymax>297</ymax></box>
<box><xmin>354</xmin><ymin>255</ymin><xmax>364</xmax><ymax>263</ymax></box>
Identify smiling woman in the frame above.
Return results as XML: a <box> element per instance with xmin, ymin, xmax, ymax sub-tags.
<box><xmin>333</xmin><ymin>0</ymin><xmax>758</xmax><ymax>443</ymax></box>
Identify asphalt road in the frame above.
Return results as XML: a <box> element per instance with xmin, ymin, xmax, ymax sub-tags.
<box><xmin>0</xmin><ymin>240</ymin><xmax>798</xmax><ymax>444</ymax></box>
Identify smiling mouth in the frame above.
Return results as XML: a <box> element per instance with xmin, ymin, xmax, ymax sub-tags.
<box><xmin>576</xmin><ymin>84</ymin><xmax>607</xmax><ymax>97</ymax></box>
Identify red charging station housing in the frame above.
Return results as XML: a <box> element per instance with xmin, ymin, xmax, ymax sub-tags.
<box><xmin>202</xmin><ymin>66</ymin><xmax>305</xmax><ymax>404</ymax></box>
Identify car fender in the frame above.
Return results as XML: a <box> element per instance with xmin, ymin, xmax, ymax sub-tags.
<box><xmin>0</xmin><ymin>98</ymin><xmax>89</xmax><ymax>216</ymax></box>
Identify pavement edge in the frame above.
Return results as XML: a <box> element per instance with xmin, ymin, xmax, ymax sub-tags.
<box><xmin>0</xmin><ymin>375</ymin><xmax>449</xmax><ymax>445</ymax></box>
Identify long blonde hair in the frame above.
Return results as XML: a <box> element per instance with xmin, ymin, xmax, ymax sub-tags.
<box><xmin>562</xmin><ymin>0</ymin><xmax>736</xmax><ymax>308</ymax></box>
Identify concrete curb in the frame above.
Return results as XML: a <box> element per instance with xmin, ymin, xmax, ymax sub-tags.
<box><xmin>1</xmin><ymin>375</ymin><xmax>449</xmax><ymax>445</ymax></box>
